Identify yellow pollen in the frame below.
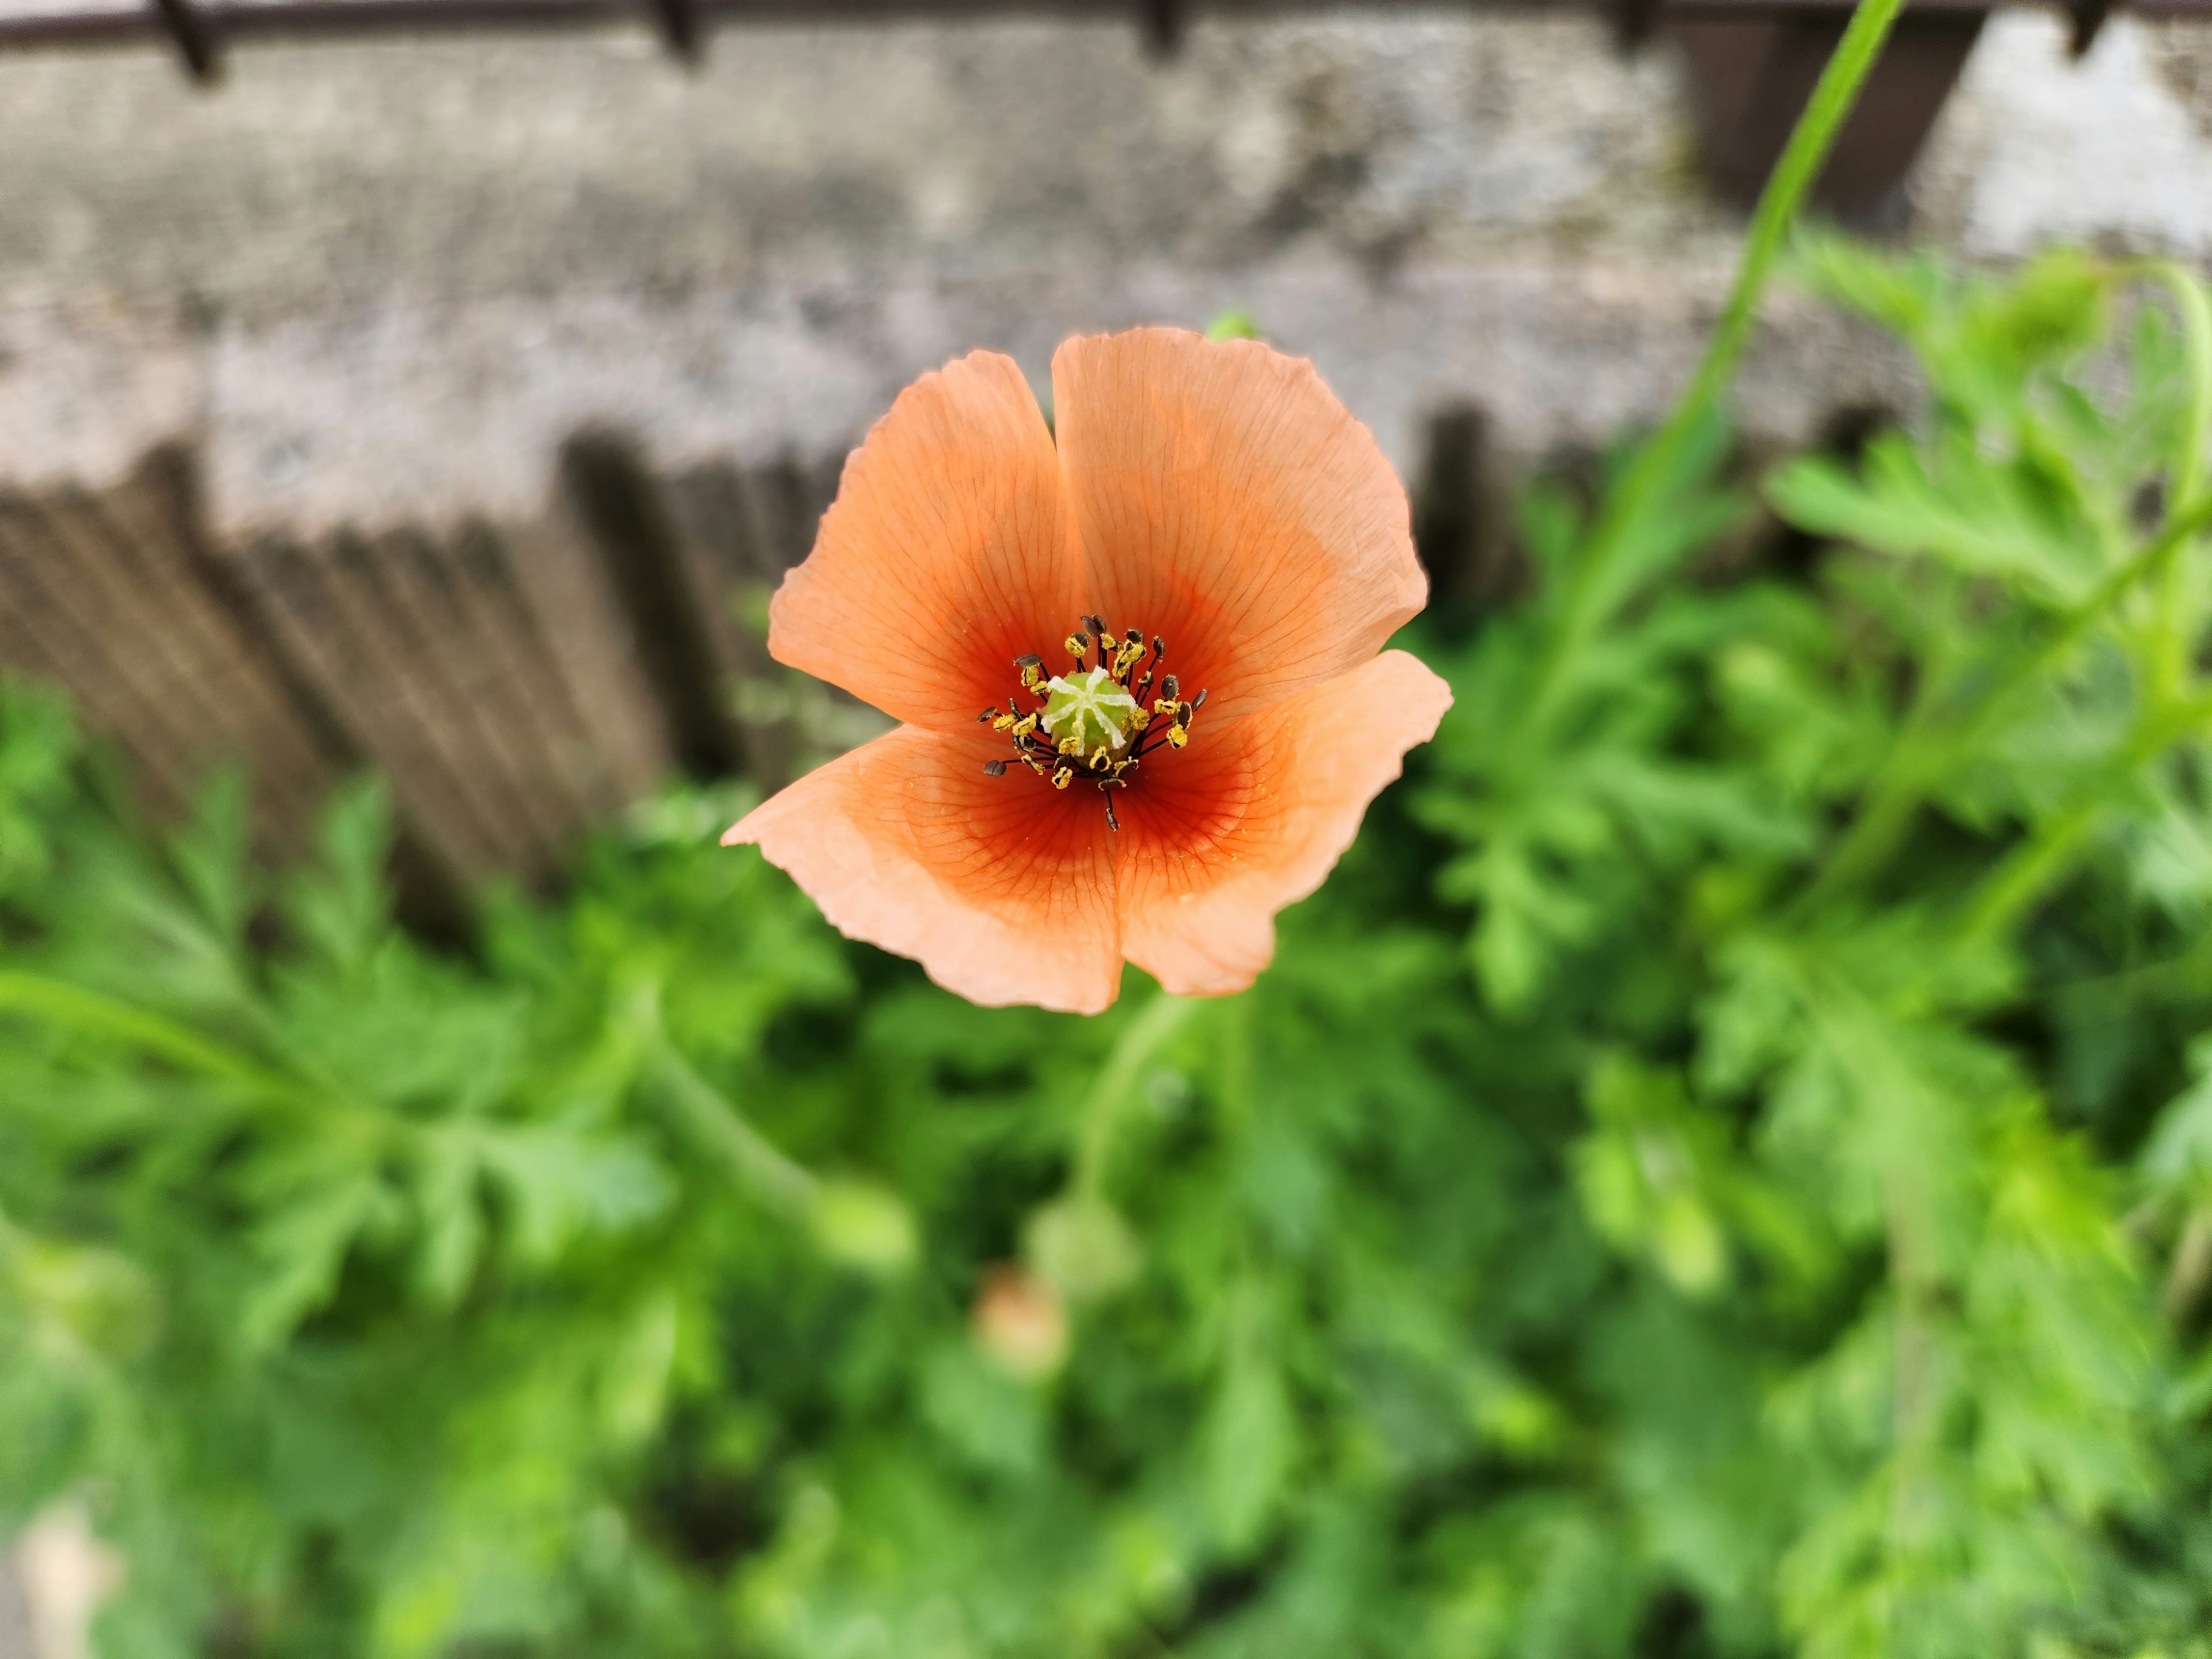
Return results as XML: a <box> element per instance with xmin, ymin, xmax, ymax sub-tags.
<box><xmin>990</xmin><ymin>619</ymin><xmax>1204</xmax><ymax>828</ymax></box>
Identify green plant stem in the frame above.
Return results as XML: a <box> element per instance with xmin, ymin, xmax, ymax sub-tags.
<box><xmin>1527</xmin><ymin>0</ymin><xmax>1908</xmax><ymax>723</ymax></box>
<box><xmin>1957</xmin><ymin>682</ymin><xmax>2212</xmax><ymax>944</ymax></box>
<box><xmin>0</xmin><ymin>969</ymin><xmax>306</xmax><ymax>1103</ymax></box>
<box><xmin>1799</xmin><ymin>493</ymin><xmax>2212</xmax><ymax>914</ymax></box>
<box><xmin>650</xmin><ymin>1043</ymin><xmax>819</xmax><ymax>1219</ymax></box>
<box><xmin>1074</xmin><ymin>992</ymin><xmax>1200</xmax><ymax>1196</ymax></box>
<box><xmin>2142</xmin><ymin>262</ymin><xmax>2212</xmax><ymax>700</ymax></box>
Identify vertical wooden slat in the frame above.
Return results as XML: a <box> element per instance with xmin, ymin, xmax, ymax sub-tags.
<box><xmin>1671</xmin><ymin>6</ymin><xmax>1987</xmax><ymax>224</ymax></box>
<box><xmin>0</xmin><ymin>497</ymin><xmax>211</xmax><ymax>813</ymax></box>
<box><xmin>448</xmin><ymin>521</ymin><xmax>622</xmax><ymax>830</ymax></box>
<box><xmin>232</xmin><ymin>535</ymin><xmax>513</xmax><ymax>886</ymax></box>
<box><xmin>559</xmin><ymin>433</ymin><xmax>745</xmax><ymax>784</ymax></box>
<box><xmin>74</xmin><ymin>469</ymin><xmax>338</xmax><ymax>843</ymax></box>
<box><xmin>0</xmin><ymin>439</ymin><xmax>850</xmax><ymax>920</ymax></box>
<box><xmin>502</xmin><ymin>505</ymin><xmax>673</xmax><ymax>811</ymax></box>
<box><xmin>658</xmin><ymin>454</ymin><xmax>844</xmax><ymax>791</ymax></box>
<box><xmin>367</xmin><ymin>527</ymin><xmax>573</xmax><ymax>876</ymax></box>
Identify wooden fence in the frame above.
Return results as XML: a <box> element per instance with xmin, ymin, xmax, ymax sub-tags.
<box><xmin>0</xmin><ymin>436</ymin><xmax>843</xmax><ymax>933</ymax></box>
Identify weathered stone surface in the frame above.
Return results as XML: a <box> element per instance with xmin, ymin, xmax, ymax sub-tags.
<box><xmin>0</xmin><ymin>8</ymin><xmax>2200</xmax><ymax>532</ymax></box>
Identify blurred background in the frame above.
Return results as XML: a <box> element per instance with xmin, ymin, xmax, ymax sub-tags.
<box><xmin>4</xmin><ymin>3</ymin><xmax>2212</xmax><ymax>1657</ymax></box>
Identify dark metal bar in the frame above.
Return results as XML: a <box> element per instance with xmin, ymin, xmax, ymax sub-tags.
<box><xmin>2069</xmin><ymin>0</ymin><xmax>2114</xmax><ymax>49</ymax></box>
<box><xmin>0</xmin><ymin>0</ymin><xmax>2204</xmax><ymax>55</ymax></box>
<box><xmin>149</xmin><ymin>0</ymin><xmax>221</xmax><ymax>76</ymax></box>
<box><xmin>1139</xmin><ymin>0</ymin><xmax>1183</xmax><ymax>56</ymax></box>
<box><xmin>647</xmin><ymin>0</ymin><xmax>703</xmax><ymax>59</ymax></box>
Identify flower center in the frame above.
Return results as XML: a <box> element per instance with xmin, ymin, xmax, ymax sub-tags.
<box><xmin>1042</xmin><ymin>666</ymin><xmax>1139</xmax><ymax>757</ymax></box>
<box><xmin>976</xmin><ymin>616</ymin><xmax>1206</xmax><ymax>832</ymax></box>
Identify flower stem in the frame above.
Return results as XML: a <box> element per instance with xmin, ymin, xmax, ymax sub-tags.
<box><xmin>1797</xmin><ymin>493</ymin><xmax>2212</xmax><ymax>915</ymax></box>
<box><xmin>1074</xmin><ymin>992</ymin><xmax>1201</xmax><ymax>1197</ymax></box>
<box><xmin>2137</xmin><ymin>260</ymin><xmax>2212</xmax><ymax>700</ymax></box>
<box><xmin>0</xmin><ymin>969</ymin><xmax>309</xmax><ymax>1106</ymax></box>
<box><xmin>649</xmin><ymin>1042</ymin><xmax>819</xmax><ymax>1220</ymax></box>
<box><xmin>1530</xmin><ymin>0</ymin><xmax>1908</xmax><ymax>720</ymax></box>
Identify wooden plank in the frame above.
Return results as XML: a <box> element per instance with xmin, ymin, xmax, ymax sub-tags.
<box><xmin>230</xmin><ymin>535</ymin><xmax>511</xmax><ymax>885</ymax></box>
<box><xmin>501</xmin><ymin>504</ymin><xmax>673</xmax><ymax>810</ymax></box>
<box><xmin>559</xmin><ymin>434</ymin><xmax>745</xmax><ymax>785</ymax></box>
<box><xmin>367</xmin><ymin>527</ymin><xmax>576</xmax><ymax>877</ymax></box>
<box><xmin>0</xmin><ymin>495</ymin><xmax>206</xmax><ymax>813</ymax></box>
<box><xmin>73</xmin><ymin>463</ymin><xmax>340</xmax><ymax>847</ymax></box>
<box><xmin>1669</xmin><ymin>6</ymin><xmax>1988</xmax><ymax>224</ymax></box>
<box><xmin>449</xmin><ymin>521</ymin><xmax>627</xmax><ymax>831</ymax></box>
<box><xmin>660</xmin><ymin>454</ymin><xmax>844</xmax><ymax>791</ymax></box>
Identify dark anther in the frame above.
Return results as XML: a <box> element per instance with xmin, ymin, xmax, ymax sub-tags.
<box><xmin>1192</xmin><ymin>688</ymin><xmax>1208</xmax><ymax>710</ymax></box>
<box><xmin>1104</xmin><ymin>791</ymin><xmax>1120</xmax><ymax>832</ymax></box>
<box><xmin>1177</xmin><ymin>701</ymin><xmax>1193</xmax><ymax>724</ymax></box>
<box><xmin>978</xmin><ymin>707</ymin><xmax>997</xmax><ymax>723</ymax></box>
<box><xmin>1124</xmin><ymin>628</ymin><xmax>1142</xmax><ymax>646</ymax></box>
<box><xmin>983</xmin><ymin>760</ymin><xmax>1009</xmax><ymax>777</ymax></box>
<box><xmin>1071</xmin><ymin>631</ymin><xmax>1091</xmax><ymax>651</ymax></box>
<box><xmin>1153</xmin><ymin>636</ymin><xmax>1165</xmax><ymax>657</ymax></box>
<box><xmin>1084</xmin><ymin>614</ymin><xmax>1107</xmax><ymax>636</ymax></box>
<box><xmin>1161</xmin><ymin>674</ymin><xmax>1179</xmax><ymax>702</ymax></box>
<box><xmin>1015</xmin><ymin>653</ymin><xmax>1041</xmax><ymax>671</ymax></box>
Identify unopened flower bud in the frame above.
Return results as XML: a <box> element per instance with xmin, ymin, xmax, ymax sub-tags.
<box><xmin>972</xmin><ymin>1263</ymin><xmax>1068</xmax><ymax>1380</ymax></box>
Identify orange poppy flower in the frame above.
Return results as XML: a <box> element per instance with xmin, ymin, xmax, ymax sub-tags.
<box><xmin>722</xmin><ymin>328</ymin><xmax>1451</xmax><ymax>1014</ymax></box>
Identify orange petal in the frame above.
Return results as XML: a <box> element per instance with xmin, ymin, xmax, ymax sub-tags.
<box><xmin>1052</xmin><ymin>329</ymin><xmax>1427</xmax><ymax>724</ymax></box>
<box><xmin>767</xmin><ymin>351</ymin><xmax>1080</xmax><ymax>733</ymax></box>
<box><xmin>724</xmin><ymin>725</ymin><xmax>1122</xmax><ymax>1014</ymax></box>
<box><xmin>1112</xmin><ymin>651</ymin><xmax>1452</xmax><ymax>998</ymax></box>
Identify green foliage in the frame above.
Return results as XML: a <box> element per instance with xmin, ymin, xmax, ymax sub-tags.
<box><xmin>5</xmin><ymin>243</ymin><xmax>2212</xmax><ymax>1659</ymax></box>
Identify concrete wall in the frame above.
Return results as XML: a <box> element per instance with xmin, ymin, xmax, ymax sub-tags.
<box><xmin>0</xmin><ymin>6</ymin><xmax>2207</xmax><ymax>537</ymax></box>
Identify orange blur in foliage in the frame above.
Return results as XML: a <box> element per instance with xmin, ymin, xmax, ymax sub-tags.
<box><xmin>724</xmin><ymin>327</ymin><xmax>1450</xmax><ymax>1013</ymax></box>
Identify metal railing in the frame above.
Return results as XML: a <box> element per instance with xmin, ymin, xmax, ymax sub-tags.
<box><xmin>0</xmin><ymin>0</ymin><xmax>2203</xmax><ymax>81</ymax></box>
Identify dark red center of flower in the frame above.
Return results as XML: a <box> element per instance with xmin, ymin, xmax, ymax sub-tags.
<box><xmin>974</xmin><ymin>616</ymin><xmax>1206</xmax><ymax>831</ymax></box>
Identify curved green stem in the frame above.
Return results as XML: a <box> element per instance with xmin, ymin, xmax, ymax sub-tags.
<box><xmin>1528</xmin><ymin>0</ymin><xmax>1909</xmax><ymax>722</ymax></box>
<box><xmin>2135</xmin><ymin>261</ymin><xmax>2212</xmax><ymax>699</ymax></box>
<box><xmin>649</xmin><ymin>1043</ymin><xmax>819</xmax><ymax>1219</ymax></box>
<box><xmin>1798</xmin><ymin>494</ymin><xmax>2212</xmax><ymax>914</ymax></box>
<box><xmin>0</xmin><ymin>970</ymin><xmax>305</xmax><ymax>1103</ymax></box>
<box><xmin>1074</xmin><ymin>992</ymin><xmax>1202</xmax><ymax>1196</ymax></box>
<box><xmin>1956</xmin><ymin>681</ymin><xmax>2212</xmax><ymax>944</ymax></box>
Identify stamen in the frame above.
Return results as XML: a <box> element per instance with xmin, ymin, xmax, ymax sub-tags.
<box><xmin>990</xmin><ymin>619</ymin><xmax>1202</xmax><ymax>825</ymax></box>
